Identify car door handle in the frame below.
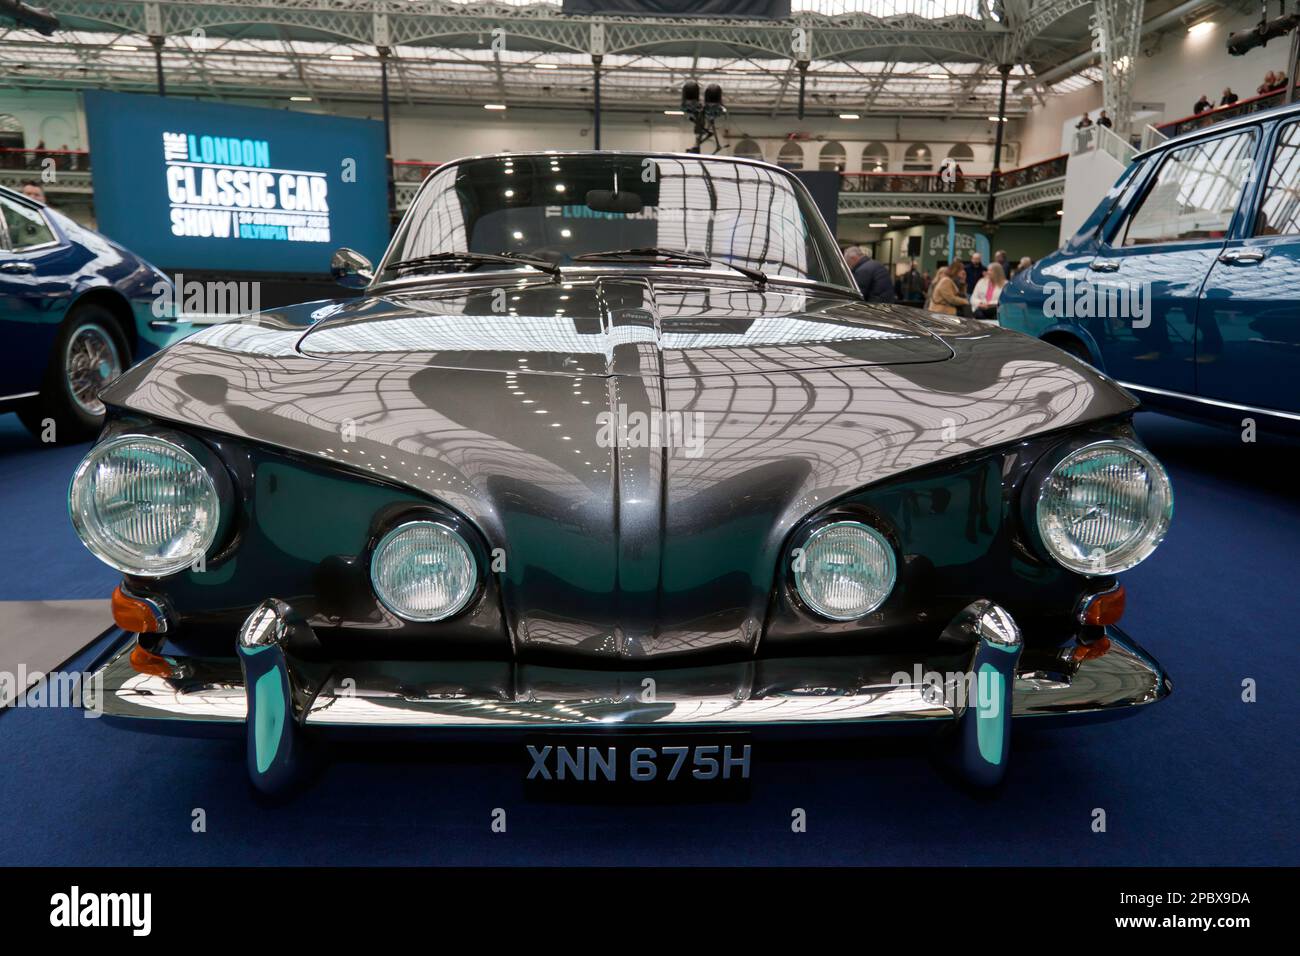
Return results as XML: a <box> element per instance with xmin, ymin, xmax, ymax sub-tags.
<box><xmin>1089</xmin><ymin>261</ymin><xmax>1120</xmax><ymax>273</ymax></box>
<box><xmin>0</xmin><ymin>261</ymin><xmax>35</xmax><ymax>273</ymax></box>
<box><xmin>1217</xmin><ymin>250</ymin><xmax>1266</xmax><ymax>265</ymax></box>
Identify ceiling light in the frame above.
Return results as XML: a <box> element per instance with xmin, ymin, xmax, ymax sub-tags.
<box><xmin>868</xmin><ymin>222</ymin><xmax>888</xmax><ymax>228</ymax></box>
<box><xmin>535</xmin><ymin>63</ymin><xmax>558</xmax><ymax>70</ymax></box>
<box><xmin>290</xmin><ymin>96</ymin><xmax>312</xmax><ymax>102</ymax></box>
<box><xmin>329</xmin><ymin>54</ymin><xmax>355</xmax><ymax>61</ymax></box>
<box><xmin>663</xmin><ymin>109</ymin><xmax>684</xmax><ymax>115</ymax></box>
<box><xmin>484</xmin><ymin>103</ymin><xmax>507</xmax><ymax>110</ymax></box>
<box><xmin>889</xmin><ymin>215</ymin><xmax>910</xmax><ymax>220</ymax></box>
<box><xmin>928</xmin><ymin>73</ymin><xmax>947</xmax><ymax>80</ymax></box>
<box><xmin>1188</xmin><ymin>21</ymin><xmax>1215</xmax><ymax>37</ymax></box>
<box><xmin>839</xmin><ymin>113</ymin><xmax>861</xmax><ymax>120</ymax></box>
<box><xmin>112</xmin><ymin>43</ymin><xmax>137</xmax><ymax>51</ymax></box>
<box><xmin>988</xmin><ymin>115</ymin><xmax>1007</xmax><ymax>122</ymax></box>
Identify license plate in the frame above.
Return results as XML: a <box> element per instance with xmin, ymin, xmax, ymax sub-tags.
<box><xmin>523</xmin><ymin>734</ymin><xmax>752</xmax><ymax>795</ymax></box>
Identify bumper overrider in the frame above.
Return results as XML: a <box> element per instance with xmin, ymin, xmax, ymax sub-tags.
<box><xmin>90</xmin><ymin>597</ymin><xmax>1170</xmax><ymax>795</ymax></box>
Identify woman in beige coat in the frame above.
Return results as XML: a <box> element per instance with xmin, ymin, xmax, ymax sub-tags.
<box><xmin>928</xmin><ymin>262</ymin><xmax>969</xmax><ymax>315</ymax></box>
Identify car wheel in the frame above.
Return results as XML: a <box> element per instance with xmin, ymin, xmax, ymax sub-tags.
<box><xmin>18</xmin><ymin>304</ymin><xmax>130</xmax><ymax>444</ymax></box>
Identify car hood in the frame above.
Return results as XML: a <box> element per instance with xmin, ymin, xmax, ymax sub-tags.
<box><xmin>292</xmin><ymin>276</ymin><xmax>954</xmax><ymax>377</ymax></box>
<box><xmin>104</xmin><ymin>275</ymin><xmax>1137</xmax><ymax>661</ymax></box>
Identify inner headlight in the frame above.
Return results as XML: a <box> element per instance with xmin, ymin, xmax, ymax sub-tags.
<box><xmin>69</xmin><ymin>434</ymin><xmax>222</xmax><ymax>576</ymax></box>
<box><xmin>370</xmin><ymin>520</ymin><xmax>477</xmax><ymax>622</ymax></box>
<box><xmin>794</xmin><ymin>520</ymin><xmax>897</xmax><ymax>620</ymax></box>
<box><xmin>1032</xmin><ymin>438</ymin><xmax>1173</xmax><ymax>575</ymax></box>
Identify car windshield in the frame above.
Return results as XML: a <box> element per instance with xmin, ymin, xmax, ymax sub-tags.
<box><xmin>378</xmin><ymin>153</ymin><xmax>853</xmax><ymax>290</ymax></box>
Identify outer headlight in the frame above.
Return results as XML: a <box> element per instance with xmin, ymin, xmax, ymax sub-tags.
<box><xmin>1032</xmin><ymin>438</ymin><xmax>1173</xmax><ymax>575</ymax></box>
<box><xmin>69</xmin><ymin>434</ymin><xmax>222</xmax><ymax>576</ymax></box>
<box><xmin>794</xmin><ymin>520</ymin><xmax>897</xmax><ymax>620</ymax></box>
<box><xmin>370</xmin><ymin>520</ymin><xmax>477</xmax><ymax>622</ymax></box>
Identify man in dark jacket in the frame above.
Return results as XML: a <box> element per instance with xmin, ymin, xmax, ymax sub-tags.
<box><xmin>963</xmin><ymin>252</ymin><xmax>986</xmax><ymax>294</ymax></box>
<box><xmin>844</xmin><ymin>246</ymin><xmax>896</xmax><ymax>304</ymax></box>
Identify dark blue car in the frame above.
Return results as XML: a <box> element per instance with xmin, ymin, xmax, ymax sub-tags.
<box><xmin>1000</xmin><ymin>102</ymin><xmax>1300</xmax><ymax>433</ymax></box>
<box><xmin>0</xmin><ymin>185</ymin><xmax>189</xmax><ymax>442</ymax></box>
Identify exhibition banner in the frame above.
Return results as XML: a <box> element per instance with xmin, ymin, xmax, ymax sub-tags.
<box><xmin>83</xmin><ymin>91</ymin><xmax>389</xmax><ymax>274</ymax></box>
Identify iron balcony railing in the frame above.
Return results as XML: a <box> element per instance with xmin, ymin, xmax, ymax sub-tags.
<box><xmin>0</xmin><ymin>147</ymin><xmax>92</xmax><ymax>172</ymax></box>
<box><xmin>839</xmin><ymin>153</ymin><xmax>1067</xmax><ymax>194</ymax></box>
<box><xmin>1154</xmin><ymin>85</ymin><xmax>1295</xmax><ymax>140</ymax></box>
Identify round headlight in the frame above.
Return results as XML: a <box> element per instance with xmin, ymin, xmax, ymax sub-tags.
<box><xmin>370</xmin><ymin>520</ymin><xmax>477</xmax><ymax>622</ymax></box>
<box><xmin>1034</xmin><ymin>439</ymin><xmax>1173</xmax><ymax>575</ymax></box>
<box><xmin>69</xmin><ymin>435</ymin><xmax>221</xmax><ymax>576</ymax></box>
<box><xmin>794</xmin><ymin>520</ymin><xmax>897</xmax><ymax>621</ymax></box>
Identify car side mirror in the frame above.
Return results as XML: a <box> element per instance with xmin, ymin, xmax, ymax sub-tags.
<box><xmin>331</xmin><ymin>248</ymin><xmax>374</xmax><ymax>289</ymax></box>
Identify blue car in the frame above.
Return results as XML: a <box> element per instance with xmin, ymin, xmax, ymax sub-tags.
<box><xmin>0</xmin><ymin>185</ymin><xmax>188</xmax><ymax>442</ymax></box>
<box><xmin>1000</xmin><ymin>101</ymin><xmax>1300</xmax><ymax>434</ymax></box>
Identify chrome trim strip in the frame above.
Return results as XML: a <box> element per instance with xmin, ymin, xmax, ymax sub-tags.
<box><xmin>92</xmin><ymin>627</ymin><xmax>1169</xmax><ymax>729</ymax></box>
<box><xmin>1117</xmin><ymin>380</ymin><xmax>1300</xmax><ymax>421</ymax></box>
<box><xmin>0</xmin><ymin>391</ymin><xmax>39</xmax><ymax>402</ymax></box>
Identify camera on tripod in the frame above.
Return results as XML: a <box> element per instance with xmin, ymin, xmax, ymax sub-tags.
<box><xmin>681</xmin><ymin>81</ymin><xmax>726</xmax><ymax>153</ymax></box>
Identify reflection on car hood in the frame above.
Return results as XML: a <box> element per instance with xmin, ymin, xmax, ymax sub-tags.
<box><xmin>292</xmin><ymin>277</ymin><xmax>953</xmax><ymax>377</ymax></box>
<box><xmin>103</xmin><ymin>274</ymin><xmax>1137</xmax><ymax>661</ymax></box>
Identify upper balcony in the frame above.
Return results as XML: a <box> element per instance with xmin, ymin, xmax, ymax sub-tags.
<box><xmin>0</xmin><ymin>148</ymin><xmax>93</xmax><ymax>194</ymax></box>
<box><xmin>10</xmin><ymin>146</ymin><xmax>1066</xmax><ymax>230</ymax></box>
<box><xmin>391</xmin><ymin>154</ymin><xmax>1068</xmax><ymax>222</ymax></box>
<box><xmin>1144</xmin><ymin>85</ymin><xmax>1297</xmax><ymax>148</ymax></box>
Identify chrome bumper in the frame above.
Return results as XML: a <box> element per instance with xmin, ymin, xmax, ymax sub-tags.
<box><xmin>89</xmin><ymin>598</ymin><xmax>1170</xmax><ymax>794</ymax></box>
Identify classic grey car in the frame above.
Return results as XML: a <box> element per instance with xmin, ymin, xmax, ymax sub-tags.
<box><xmin>71</xmin><ymin>151</ymin><xmax>1173</xmax><ymax>795</ymax></box>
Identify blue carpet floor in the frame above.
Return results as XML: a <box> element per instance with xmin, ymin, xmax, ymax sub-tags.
<box><xmin>0</xmin><ymin>410</ymin><xmax>1296</xmax><ymax>865</ymax></box>
<box><xmin>0</xmin><ymin>414</ymin><xmax>119</xmax><ymax>601</ymax></box>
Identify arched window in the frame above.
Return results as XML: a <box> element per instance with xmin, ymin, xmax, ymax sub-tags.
<box><xmin>733</xmin><ymin>138</ymin><xmax>763</xmax><ymax>162</ymax></box>
<box><xmin>777</xmin><ymin>141</ymin><xmax>804</xmax><ymax>170</ymax></box>
<box><xmin>819</xmin><ymin>140</ymin><xmax>847</xmax><ymax>171</ymax></box>
<box><xmin>861</xmin><ymin>141</ymin><xmax>889</xmax><ymax>173</ymax></box>
<box><xmin>946</xmin><ymin>143</ymin><xmax>975</xmax><ymax>162</ymax></box>
<box><xmin>0</xmin><ymin>113</ymin><xmax>23</xmax><ymax>150</ymax></box>
<box><xmin>903</xmin><ymin>143</ymin><xmax>932</xmax><ymax>172</ymax></box>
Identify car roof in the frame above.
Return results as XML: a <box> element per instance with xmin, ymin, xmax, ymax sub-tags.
<box><xmin>1135</xmin><ymin>99</ymin><xmax>1300</xmax><ymax>160</ymax></box>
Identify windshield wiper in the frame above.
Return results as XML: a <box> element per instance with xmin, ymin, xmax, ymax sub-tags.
<box><xmin>573</xmin><ymin>247</ymin><xmax>767</xmax><ymax>288</ymax></box>
<box><xmin>386</xmin><ymin>251</ymin><xmax>560</xmax><ymax>278</ymax></box>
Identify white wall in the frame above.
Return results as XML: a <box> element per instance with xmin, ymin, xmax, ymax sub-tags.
<box><xmin>0</xmin><ymin>90</ymin><xmax>84</xmax><ymax>149</ymax></box>
<box><xmin>371</xmin><ymin>104</ymin><xmax>1015</xmax><ymax>173</ymax></box>
<box><xmin>1059</xmin><ymin>147</ymin><xmax>1127</xmax><ymax>242</ymax></box>
<box><xmin>1013</xmin><ymin>85</ymin><xmax>1102</xmax><ymax>165</ymax></box>
<box><xmin>1013</xmin><ymin>8</ymin><xmax>1297</xmax><ymax>165</ymax></box>
<box><xmin>1136</xmin><ymin>11</ymin><xmax>1293</xmax><ymax>124</ymax></box>
<box><xmin>0</xmin><ymin>90</ymin><xmax>1020</xmax><ymax>174</ymax></box>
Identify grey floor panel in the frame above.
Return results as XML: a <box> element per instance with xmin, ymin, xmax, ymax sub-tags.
<box><xmin>0</xmin><ymin>600</ymin><xmax>108</xmax><ymax>705</ymax></box>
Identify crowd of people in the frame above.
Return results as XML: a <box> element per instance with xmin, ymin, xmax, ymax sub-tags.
<box><xmin>1192</xmin><ymin>71</ymin><xmax>1290</xmax><ymax>115</ymax></box>
<box><xmin>841</xmin><ymin>246</ymin><xmax>1032</xmax><ymax>321</ymax></box>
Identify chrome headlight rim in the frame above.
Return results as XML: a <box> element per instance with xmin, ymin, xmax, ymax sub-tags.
<box><xmin>369</xmin><ymin>518</ymin><xmax>479</xmax><ymax>623</ymax></box>
<box><xmin>792</xmin><ymin>518</ymin><xmax>898</xmax><ymax>622</ymax></box>
<box><xmin>68</xmin><ymin>432</ymin><xmax>226</xmax><ymax>577</ymax></box>
<box><xmin>1027</xmin><ymin>436</ymin><xmax>1173</xmax><ymax>576</ymax></box>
